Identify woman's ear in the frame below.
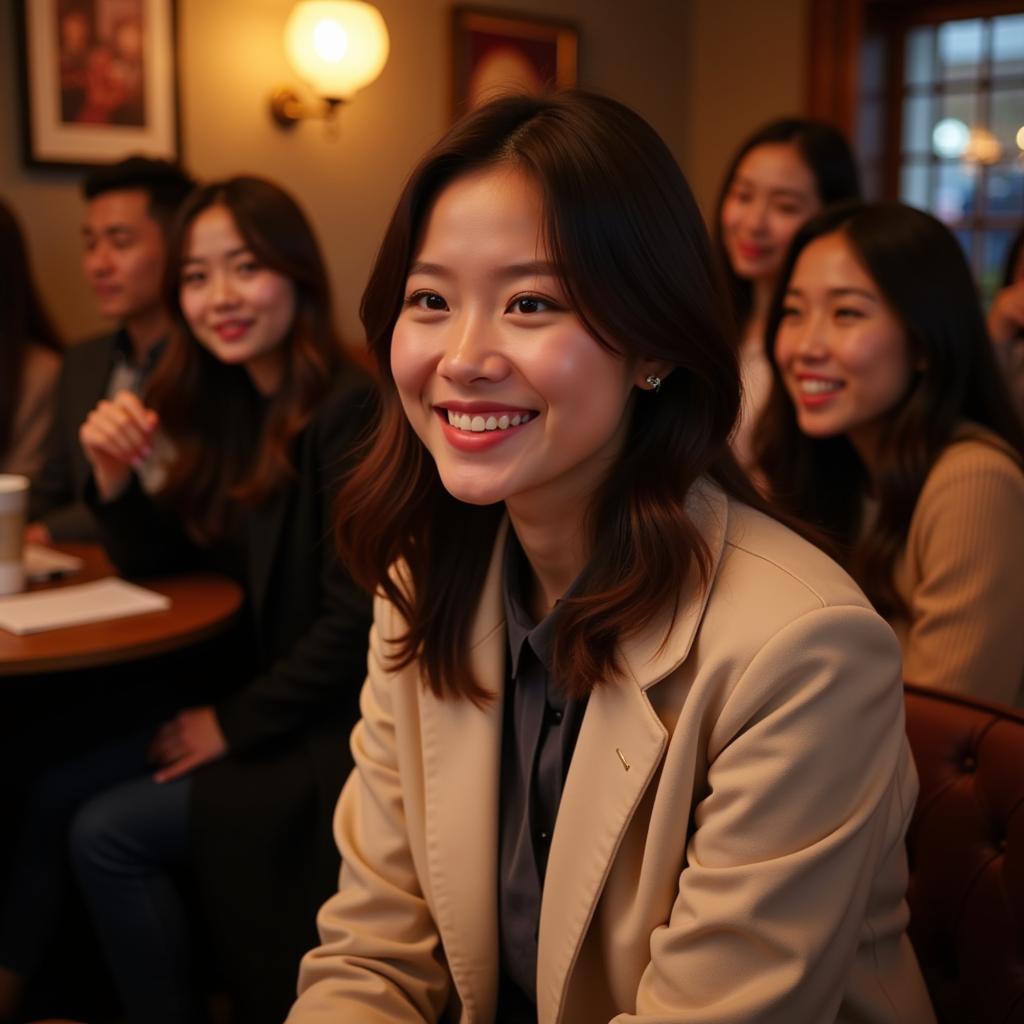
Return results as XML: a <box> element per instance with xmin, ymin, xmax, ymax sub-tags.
<box><xmin>634</xmin><ymin>360</ymin><xmax>674</xmax><ymax>392</ymax></box>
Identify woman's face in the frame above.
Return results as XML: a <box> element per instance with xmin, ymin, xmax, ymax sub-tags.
<box><xmin>719</xmin><ymin>142</ymin><xmax>821</xmax><ymax>286</ymax></box>
<box><xmin>774</xmin><ymin>230</ymin><xmax>914</xmax><ymax>457</ymax></box>
<box><xmin>390</xmin><ymin>165</ymin><xmax>656</xmax><ymax>515</ymax></box>
<box><xmin>179</xmin><ymin>204</ymin><xmax>296</xmax><ymax>394</ymax></box>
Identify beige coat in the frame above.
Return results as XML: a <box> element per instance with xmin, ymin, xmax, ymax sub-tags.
<box><xmin>291</xmin><ymin>485</ymin><xmax>934</xmax><ymax>1024</ymax></box>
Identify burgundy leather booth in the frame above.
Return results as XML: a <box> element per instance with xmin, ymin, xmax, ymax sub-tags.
<box><xmin>904</xmin><ymin>683</ymin><xmax>1024</xmax><ymax>1023</ymax></box>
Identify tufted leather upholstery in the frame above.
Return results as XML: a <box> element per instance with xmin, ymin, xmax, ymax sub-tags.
<box><xmin>904</xmin><ymin>683</ymin><xmax>1024</xmax><ymax>1024</ymax></box>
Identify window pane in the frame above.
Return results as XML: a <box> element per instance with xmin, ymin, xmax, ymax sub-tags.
<box><xmin>993</xmin><ymin>14</ymin><xmax>1024</xmax><ymax>78</ymax></box>
<box><xmin>940</xmin><ymin>91</ymin><xmax>978</xmax><ymax>128</ymax></box>
<box><xmin>900</xmin><ymin>162</ymin><xmax>930</xmax><ymax>210</ymax></box>
<box><xmin>934</xmin><ymin>93</ymin><xmax>977</xmax><ymax>158</ymax></box>
<box><xmin>991</xmin><ymin>89</ymin><xmax>1024</xmax><ymax>157</ymax></box>
<box><xmin>903</xmin><ymin>94</ymin><xmax>934</xmax><ymax>154</ymax></box>
<box><xmin>905</xmin><ymin>25</ymin><xmax>935</xmax><ymax>86</ymax></box>
<box><xmin>935</xmin><ymin>162</ymin><xmax>977</xmax><ymax>221</ymax></box>
<box><xmin>939</xmin><ymin>19</ymin><xmax>984</xmax><ymax>82</ymax></box>
<box><xmin>985</xmin><ymin>161</ymin><xmax>1024</xmax><ymax>217</ymax></box>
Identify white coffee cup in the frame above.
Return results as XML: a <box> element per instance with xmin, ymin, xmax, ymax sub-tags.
<box><xmin>0</xmin><ymin>474</ymin><xmax>30</xmax><ymax>595</ymax></box>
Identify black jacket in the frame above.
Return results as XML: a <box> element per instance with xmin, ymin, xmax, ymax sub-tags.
<box><xmin>90</xmin><ymin>366</ymin><xmax>377</xmax><ymax>1023</ymax></box>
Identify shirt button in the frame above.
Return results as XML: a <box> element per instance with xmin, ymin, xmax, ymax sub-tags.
<box><xmin>538</xmin><ymin>830</ymin><xmax>550</xmax><ymax>844</ymax></box>
<box><xmin>549</xmin><ymin>707</ymin><xmax>564</xmax><ymax>724</ymax></box>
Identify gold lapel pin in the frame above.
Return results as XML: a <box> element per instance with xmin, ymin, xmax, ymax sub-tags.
<box><xmin>616</xmin><ymin>748</ymin><xmax>631</xmax><ymax>772</ymax></box>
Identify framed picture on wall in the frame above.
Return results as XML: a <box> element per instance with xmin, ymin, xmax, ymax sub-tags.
<box><xmin>451</xmin><ymin>7</ymin><xmax>578</xmax><ymax>118</ymax></box>
<box><xmin>15</xmin><ymin>0</ymin><xmax>180</xmax><ymax>169</ymax></box>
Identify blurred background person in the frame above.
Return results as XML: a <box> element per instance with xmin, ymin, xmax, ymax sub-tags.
<box><xmin>27</xmin><ymin>155</ymin><xmax>193</xmax><ymax>544</ymax></box>
<box><xmin>757</xmin><ymin>202</ymin><xmax>1024</xmax><ymax>706</ymax></box>
<box><xmin>67</xmin><ymin>177</ymin><xmax>375</xmax><ymax>1024</ymax></box>
<box><xmin>715</xmin><ymin>118</ymin><xmax>861</xmax><ymax>471</ymax></box>
<box><xmin>987</xmin><ymin>223</ymin><xmax>1024</xmax><ymax>419</ymax></box>
<box><xmin>0</xmin><ymin>198</ymin><xmax>62</xmax><ymax>478</ymax></box>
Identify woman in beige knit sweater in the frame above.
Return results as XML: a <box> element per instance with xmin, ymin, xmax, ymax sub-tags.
<box><xmin>756</xmin><ymin>201</ymin><xmax>1024</xmax><ymax>707</ymax></box>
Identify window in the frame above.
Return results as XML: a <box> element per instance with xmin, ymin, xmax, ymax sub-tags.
<box><xmin>858</xmin><ymin>6</ymin><xmax>1024</xmax><ymax>299</ymax></box>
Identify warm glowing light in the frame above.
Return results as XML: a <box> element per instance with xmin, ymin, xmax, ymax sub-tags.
<box><xmin>284</xmin><ymin>1</ymin><xmax>389</xmax><ymax>101</ymax></box>
<box><xmin>313</xmin><ymin>20</ymin><xmax>348</xmax><ymax>63</ymax></box>
<box><xmin>1017</xmin><ymin>125</ymin><xmax>1024</xmax><ymax>152</ymax></box>
<box><xmin>964</xmin><ymin>126</ymin><xmax>1002</xmax><ymax>165</ymax></box>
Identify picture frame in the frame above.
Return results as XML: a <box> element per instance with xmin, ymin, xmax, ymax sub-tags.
<box><xmin>451</xmin><ymin>7</ymin><xmax>578</xmax><ymax>118</ymax></box>
<box><xmin>15</xmin><ymin>0</ymin><xmax>181</xmax><ymax>169</ymax></box>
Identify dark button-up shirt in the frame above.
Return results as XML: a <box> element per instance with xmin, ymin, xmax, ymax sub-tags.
<box><xmin>497</xmin><ymin>531</ymin><xmax>588</xmax><ymax>1023</ymax></box>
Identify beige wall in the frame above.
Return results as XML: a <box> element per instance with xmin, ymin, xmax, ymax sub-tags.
<box><xmin>687</xmin><ymin>0</ymin><xmax>807</xmax><ymax>215</ymax></box>
<box><xmin>0</xmin><ymin>0</ymin><xmax>806</xmax><ymax>348</ymax></box>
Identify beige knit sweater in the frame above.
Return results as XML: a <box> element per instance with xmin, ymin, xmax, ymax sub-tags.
<box><xmin>888</xmin><ymin>424</ymin><xmax>1024</xmax><ymax>707</ymax></box>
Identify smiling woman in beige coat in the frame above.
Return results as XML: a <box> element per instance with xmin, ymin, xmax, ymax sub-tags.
<box><xmin>287</xmin><ymin>92</ymin><xmax>935</xmax><ymax>1024</ymax></box>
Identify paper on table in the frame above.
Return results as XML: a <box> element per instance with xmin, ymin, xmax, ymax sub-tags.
<box><xmin>0</xmin><ymin>577</ymin><xmax>170</xmax><ymax>635</ymax></box>
<box><xmin>24</xmin><ymin>543</ymin><xmax>85</xmax><ymax>582</ymax></box>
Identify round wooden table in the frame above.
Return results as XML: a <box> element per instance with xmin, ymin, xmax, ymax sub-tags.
<box><xmin>0</xmin><ymin>544</ymin><xmax>244</xmax><ymax>676</ymax></box>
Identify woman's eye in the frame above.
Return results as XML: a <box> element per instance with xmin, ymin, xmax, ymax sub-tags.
<box><xmin>182</xmin><ymin>271</ymin><xmax>206</xmax><ymax>286</ymax></box>
<box><xmin>508</xmin><ymin>295</ymin><xmax>554</xmax><ymax>315</ymax></box>
<box><xmin>779</xmin><ymin>304</ymin><xmax>801</xmax><ymax>319</ymax></box>
<box><xmin>407</xmin><ymin>291</ymin><xmax>447</xmax><ymax>311</ymax></box>
<box><xmin>835</xmin><ymin>307</ymin><xmax>865</xmax><ymax>321</ymax></box>
<box><xmin>236</xmin><ymin>261</ymin><xmax>261</xmax><ymax>275</ymax></box>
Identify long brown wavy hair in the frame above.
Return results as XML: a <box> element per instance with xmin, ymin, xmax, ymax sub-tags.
<box><xmin>335</xmin><ymin>91</ymin><xmax>771</xmax><ymax>703</ymax></box>
<box><xmin>712</xmin><ymin>118</ymin><xmax>861</xmax><ymax>330</ymax></box>
<box><xmin>0</xmin><ymin>198</ymin><xmax>62</xmax><ymax>461</ymax></box>
<box><xmin>146</xmin><ymin>177</ymin><xmax>348</xmax><ymax>542</ymax></box>
<box><xmin>755</xmin><ymin>202</ymin><xmax>1024</xmax><ymax>620</ymax></box>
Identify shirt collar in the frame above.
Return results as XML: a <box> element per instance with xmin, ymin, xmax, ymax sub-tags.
<box><xmin>501</xmin><ymin>529</ymin><xmax>579</xmax><ymax>681</ymax></box>
<box><xmin>112</xmin><ymin>328</ymin><xmax>166</xmax><ymax>373</ymax></box>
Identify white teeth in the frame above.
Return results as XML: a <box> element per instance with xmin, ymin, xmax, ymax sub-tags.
<box><xmin>445</xmin><ymin>410</ymin><xmax>533</xmax><ymax>432</ymax></box>
<box><xmin>800</xmin><ymin>379</ymin><xmax>842</xmax><ymax>394</ymax></box>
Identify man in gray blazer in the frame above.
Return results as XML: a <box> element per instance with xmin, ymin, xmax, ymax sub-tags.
<box><xmin>27</xmin><ymin>156</ymin><xmax>194</xmax><ymax>542</ymax></box>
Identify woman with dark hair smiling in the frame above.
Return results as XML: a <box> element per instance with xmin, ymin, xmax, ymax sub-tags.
<box><xmin>714</xmin><ymin>118</ymin><xmax>860</xmax><ymax>471</ymax></box>
<box><xmin>60</xmin><ymin>176</ymin><xmax>376</xmax><ymax>1024</ymax></box>
<box><xmin>287</xmin><ymin>92</ymin><xmax>933</xmax><ymax>1023</ymax></box>
<box><xmin>756</xmin><ymin>201</ymin><xmax>1024</xmax><ymax>706</ymax></box>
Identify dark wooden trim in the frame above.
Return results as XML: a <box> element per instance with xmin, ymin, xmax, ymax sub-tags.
<box><xmin>805</xmin><ymin>0</ymin><xmax>865</xmax><ymax>132</ymax></box>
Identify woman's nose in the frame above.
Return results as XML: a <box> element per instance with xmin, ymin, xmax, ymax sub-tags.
<box><xmin>794</xmin><ymin>313</ymin><xmax>829</xmax><ymax>358</ymax></box>
<box><xmin>437</xmin><ymin>313</ymin><xmax>511</xmax><ymax>385</ymax></box>
<box><xmin>210</xmin><ymin>271</ymin><xmax>239</xmax><ymax>308</ymax></box>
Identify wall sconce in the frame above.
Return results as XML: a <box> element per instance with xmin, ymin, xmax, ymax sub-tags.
<box><xmin>270</xmin><ymin>1</ymin><xmax>389</xmax><ymax>128</ymax></box>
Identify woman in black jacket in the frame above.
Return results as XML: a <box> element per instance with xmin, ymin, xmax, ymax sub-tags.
<box><xmin>69</xmin><ymin>176</ymin><xmax>375</xmax><ymax>1024</ymax></box>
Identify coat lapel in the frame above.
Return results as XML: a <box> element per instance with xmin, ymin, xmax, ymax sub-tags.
<box><xmin>420</xmin><ymin>521</ymin><xmax>509</xmax><ymax>1023</ymax></box>
<box><xmin>536</xmin><ymin>483</ymin><xmax>730</xmax><ymax>1023</ymax></box>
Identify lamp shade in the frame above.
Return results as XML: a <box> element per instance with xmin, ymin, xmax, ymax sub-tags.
<box><xmin>284</xmin><ymin>1</ymin><xmax>389</xmax><ymax>101</ymax></box>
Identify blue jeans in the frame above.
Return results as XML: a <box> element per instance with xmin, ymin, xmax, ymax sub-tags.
<box><xmin>70</xmin><ymin>772</ymin><xmax>206</xmax><ymax>1024</ymax></box>
<box><xmin>0</xmin><ymin>731</ymin><xmax>150</xmax><ymax>977</ymax></box>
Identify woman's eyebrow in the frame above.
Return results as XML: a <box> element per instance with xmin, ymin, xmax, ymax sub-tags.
<box><xmin>407</xmin><ymin>260</ymin><xmax>559</xmax><ymax>279</ymax></box>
